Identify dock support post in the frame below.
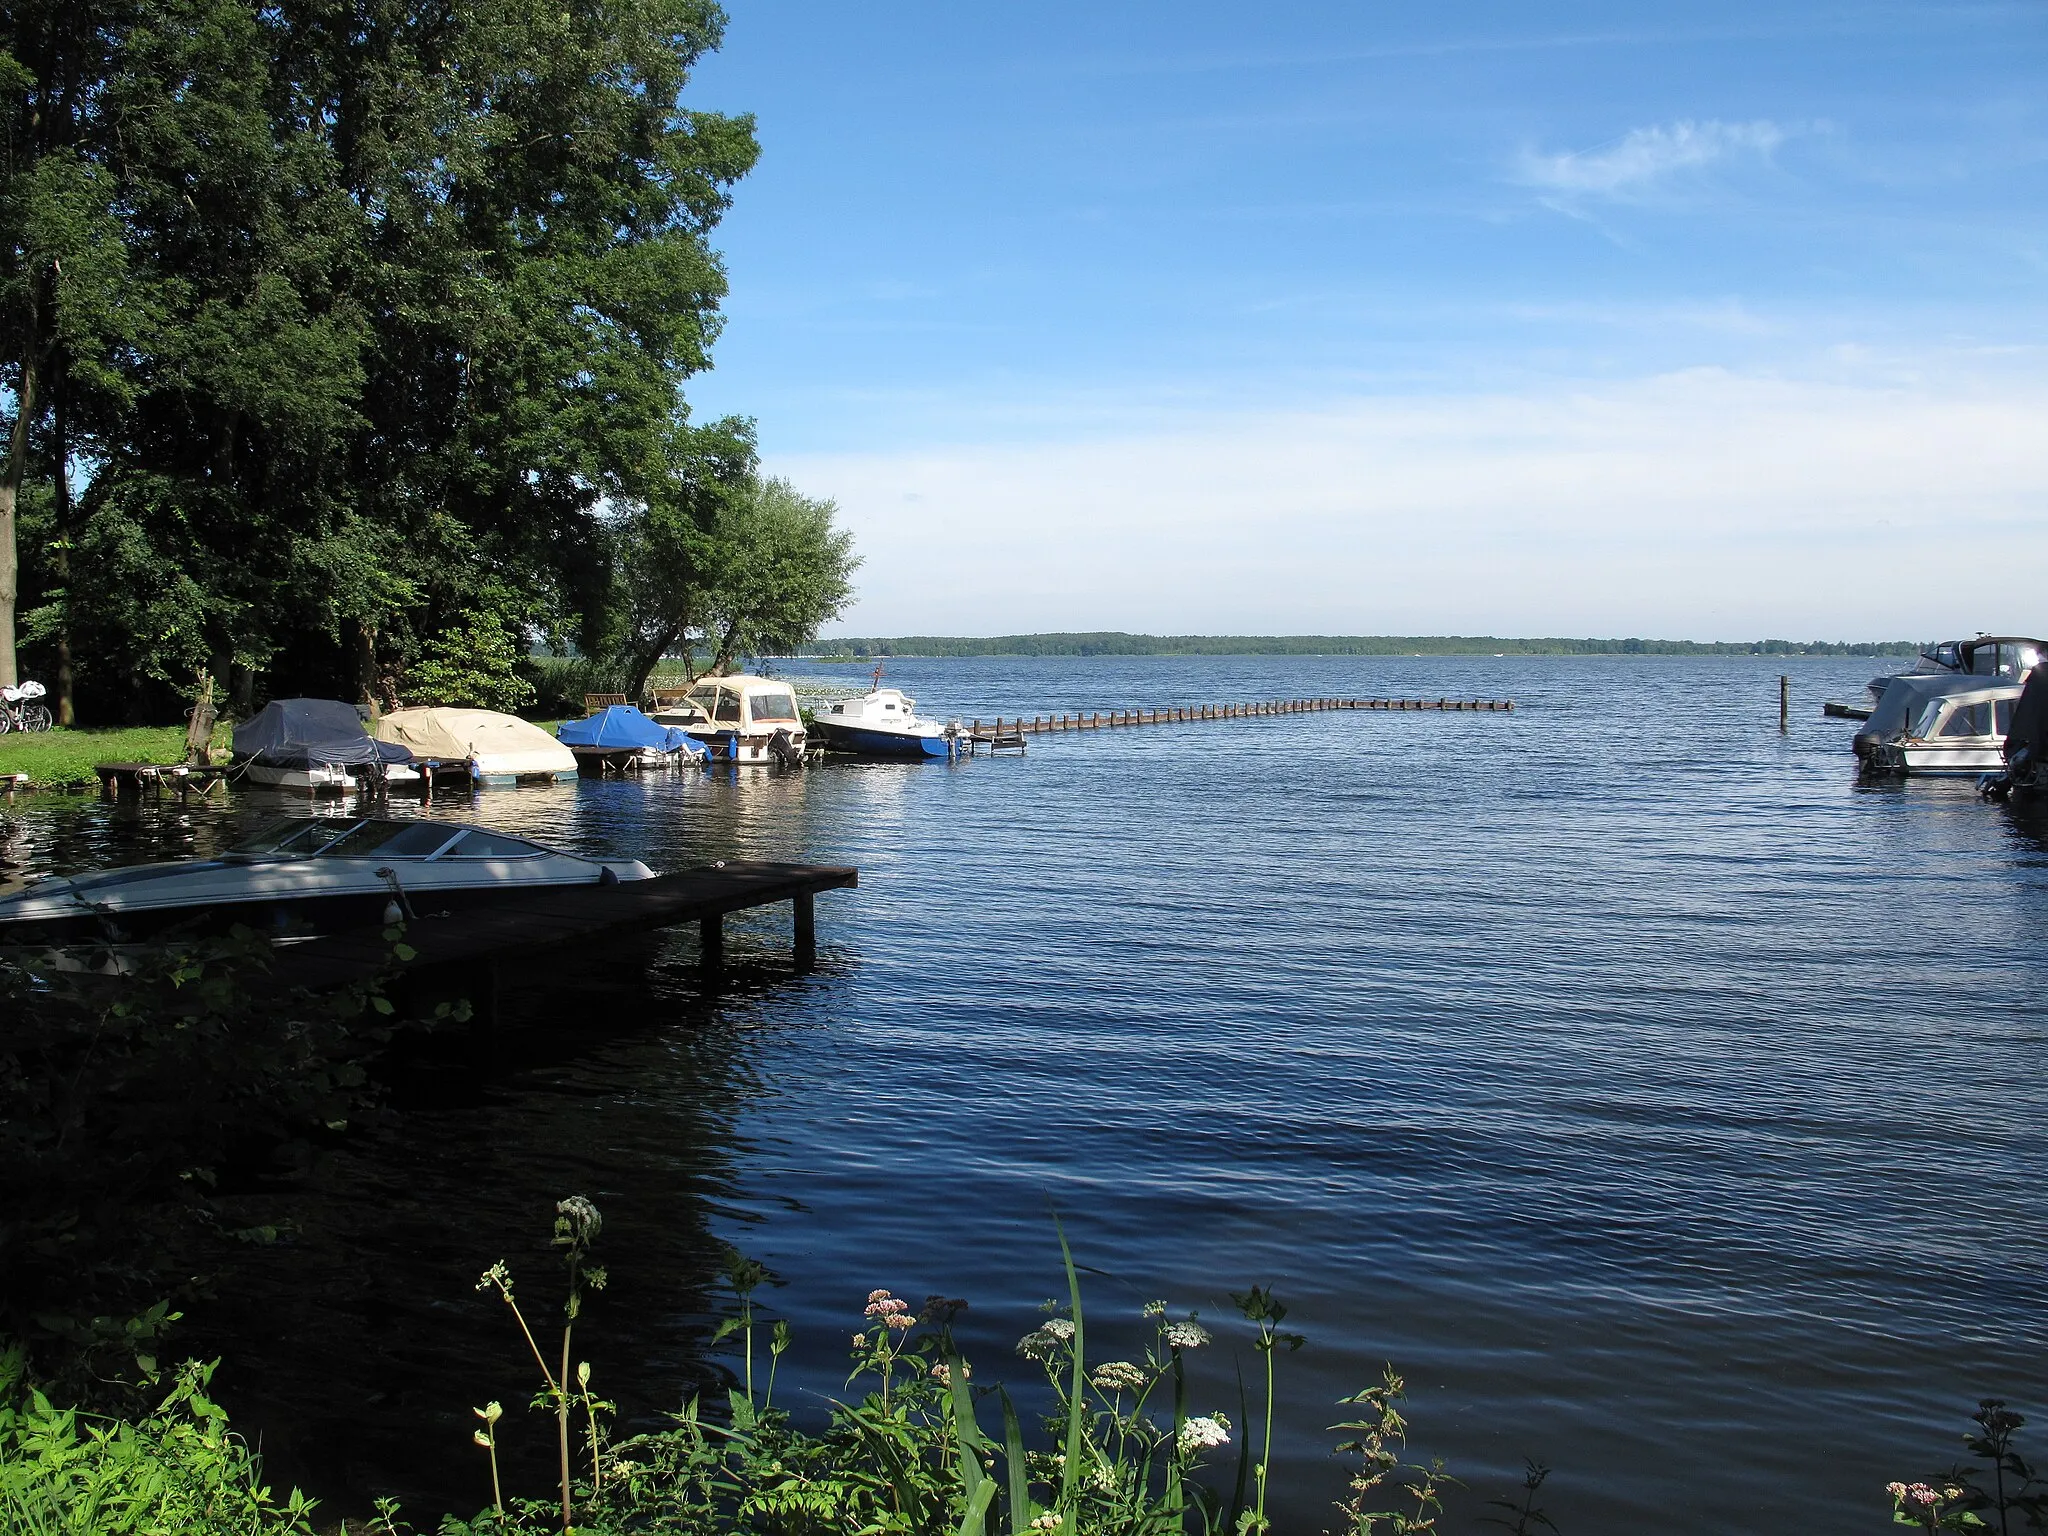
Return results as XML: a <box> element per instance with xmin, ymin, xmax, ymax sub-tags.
<box><xmin>793</xmin><ymin>891</ymin><xmax>815</xmax><ymax>968</ymax></box>
<box><xmin>1779</xmin><ymin>675</ymin><xmax>1789</xmax><ymax>733</ymax></box>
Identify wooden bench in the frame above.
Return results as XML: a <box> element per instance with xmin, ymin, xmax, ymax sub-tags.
<box><xmin>582</xmin><ymin>693</ymin><xmax>628</xmax><ymax>715</ymax></box>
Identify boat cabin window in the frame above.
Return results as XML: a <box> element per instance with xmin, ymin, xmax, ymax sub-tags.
<box><xmin>1996</xmin><ymin>700</ymin><xmax>2017</xmax><ymax>734</ymax></box>
<box><xmin>443</xmin><ymin>830</ymin><xmax>545</xmax><ymax>859</ymax></box>
<box><xmin>1939</xmin><ymin>703</ymin><xmax>1992</xmax><ymax>738</ymax></box>
<box><xmin>1929</xmin><ymin>643</ymin><xmax>1962</xmax><ymax>670</ymax></box>
<box><xmin>748</xmin><ymin>689</ymin><xmax>800</xmax><ymax>724</ymax></box>
<box><xmin>711</xmin><ymin>691</ymin><xmax>742</xmax><ymax>722</ymax></box>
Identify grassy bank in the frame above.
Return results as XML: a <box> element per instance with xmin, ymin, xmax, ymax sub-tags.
<box><xmin>0</xmin><ymin>725</ymin><xmax>194</xmax><ymax>788</ymax></box>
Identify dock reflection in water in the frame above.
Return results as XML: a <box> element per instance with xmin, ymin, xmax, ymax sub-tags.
<box><xmin>5</xmin><ymin>655</ymin><xmax>2048</xmax><ymax>1534</ymax></box>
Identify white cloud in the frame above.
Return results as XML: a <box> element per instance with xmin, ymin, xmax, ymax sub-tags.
<box><xmin>1516</xmin><ymin>119</ymin><xmax>1787</xmax><ymax>197</ymax></box>
<box><xmin>776</xmin><ymin>364</ymin><xmax>2048</xmax><ymax>641</ymax></box>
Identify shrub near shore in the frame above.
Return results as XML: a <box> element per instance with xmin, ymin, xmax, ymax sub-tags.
<box><xmin>9</xmin><ymin>1197</ymin><xmax>2041</xmax><ymax>1533</ymax></box>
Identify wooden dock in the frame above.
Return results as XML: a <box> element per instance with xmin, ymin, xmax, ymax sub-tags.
<box><xmin>94</xmin><ymin>762</ymin><xmax>232</xmax><ymax>802</ymax></box>
<box><xmin>268</xmin><ymin>860</ymin><xmax>858</xmax><ymax>992</ymax></box>
<box><xmin>961</xmin><ymin>695</ymin><xmax>1514</xmax><ymax>750</ymax></box>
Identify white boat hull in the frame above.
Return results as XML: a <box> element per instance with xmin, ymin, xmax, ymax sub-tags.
<box><xmin>242</xmin><ymin>762</ymin><xmax>421</xmax><ymax>791</ymax></box>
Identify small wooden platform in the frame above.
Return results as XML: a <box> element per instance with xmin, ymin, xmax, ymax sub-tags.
<box><xmin>267</xmin><ymin>860</ymin><xmax>858</xmax><ymax>991</ymax></box>
<box><xmin>95</xmin><ymin>762</ymin><xmax>231</xmax><ymax>802</ymax></box>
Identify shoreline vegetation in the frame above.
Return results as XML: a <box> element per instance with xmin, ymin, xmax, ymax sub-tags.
<box><xmin>803</xmin><ymin>634</ymin><xmax>1918</xmax><ymax>660</ymax></box>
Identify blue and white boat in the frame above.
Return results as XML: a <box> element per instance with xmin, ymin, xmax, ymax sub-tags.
<box><xmin>812</xmin><ymin>681</ymin><xmax>958</xmax><ymax>759</ymax></box>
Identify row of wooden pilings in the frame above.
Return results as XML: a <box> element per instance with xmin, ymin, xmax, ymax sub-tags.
<box><xmin>966</xmin><ymin>695</ymin><xmax>1514</xmax><ymax>746</ymax></box>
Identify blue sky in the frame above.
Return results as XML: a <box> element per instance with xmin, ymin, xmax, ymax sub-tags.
<box><xmin>683</xmin><ymin>2</ymin><xmax>2048</xmax><ymax>639</ymax></box>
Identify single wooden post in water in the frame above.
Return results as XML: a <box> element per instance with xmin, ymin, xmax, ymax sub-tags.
<box><xmin>793</xmin><ymin>892</ymin><xmax>815</xmax><ymax>968</ymax></box>
<box><xmin>1780</xmin><ymin>675</ymin><xmax>1790</xmax><ymax>733</ymax></box>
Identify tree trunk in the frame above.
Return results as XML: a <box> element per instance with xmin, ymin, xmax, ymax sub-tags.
<box><xmin>51</xmin><ymin>376</ymin><xmax>73</xmax><ymax>724</ymax></box>
<box><xmin>0</xmin><ymin>347</ymin><xmax>36</xmax><ymax>689</ymax></box>
<box><xmin>354</xmin><ymin>618</ymin><xmax>379</xmax><ymax>711</ymax></box>
<box><xmin>710</xmin><ymin>618</ymin><xmax>743</xmax><ymax>677</ymax></box>
<box><xmin>623</xmin><ymin>622</ymin><xmax>681</xmax><ymax>703</ymax></box>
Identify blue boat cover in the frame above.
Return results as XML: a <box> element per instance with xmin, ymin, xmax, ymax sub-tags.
<box><xmin>557</xmin><ymin>705</ymin><xmax>700</xmax><ymax>755</ymax></box>
<box><xmin>233</xmin><ymin>698</ymin><xmax>413</xmax><ymax>766</ymax></box>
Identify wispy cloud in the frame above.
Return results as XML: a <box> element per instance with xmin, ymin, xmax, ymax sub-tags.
<box><xmin>1516</xmin><ymin>120</ymin><xmax>1789</xmax><ymax>198</ymax></box>
<box><xmin>777</xmin><ymin>361</ymin><xmax>2048</xmax><ymax>640</ymax></box>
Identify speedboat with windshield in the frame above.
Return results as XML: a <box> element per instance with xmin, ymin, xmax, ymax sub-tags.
<box><xmin>648</xmin><ymin>674</ymin><xmax>807</xmax><ymax>766</ymax></box>
<box><xmin>811</xmin><ymin>673</ymin><xmax>959</xmax><ymax>759</ymax></box>
<box><xmin>1852</xmin><ymin>673</ymin><xmax>2025</xmax><ymax>777</ymax></box>
<box><xmin>0</xmin><ymin>817</ymin><xmax>655</xmax><ymax>950</ymax></box>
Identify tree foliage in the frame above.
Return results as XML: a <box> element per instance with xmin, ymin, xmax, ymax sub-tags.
<box><xmin>603</xmin><ymin>423</ymin><xmax>860</xmax><ymax>698</ymax></box>
<box><xmin>0</xmin><ymin>0</ymin><xmax>798</xmax><ymax>720</ymax></box>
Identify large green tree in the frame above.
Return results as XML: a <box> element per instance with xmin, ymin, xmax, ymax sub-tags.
<box><xmin>0</xmin><ymin>0</ymin><xmax>759</xmax><ymax>718</ymax></box>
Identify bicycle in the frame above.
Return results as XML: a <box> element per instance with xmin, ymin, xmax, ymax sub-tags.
<box><xmin>0</xmin><ymin>680</ymin><xmax>53</xmax><ymax>733</ymax></box>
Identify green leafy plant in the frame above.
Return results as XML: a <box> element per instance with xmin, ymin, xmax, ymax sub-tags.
<box><xmin>0</xmin><ymin>1346</ymin><xmax>318</xmax><ymax>1534</ymax></box>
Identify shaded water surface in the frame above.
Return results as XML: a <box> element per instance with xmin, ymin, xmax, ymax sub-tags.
<box><xmin>5</xmin><ymin>656</ymin><xmax>2046</xmax><ymax>1534</ymax></box>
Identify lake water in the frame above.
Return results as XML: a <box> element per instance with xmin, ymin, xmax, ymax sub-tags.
<box><xmin>5</xmin><ymin>654</ymin><xmax>2046</xmax><ymax>1534</ymax></box>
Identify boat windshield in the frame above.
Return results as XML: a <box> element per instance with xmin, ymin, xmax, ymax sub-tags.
<box><xmin>319</xmin><ymin>821</ymin><xmax>468</xmax><ymax>858</ymax></box>
<box><xmin>749</xmin><ymin>689</ymin><xmax>800</xmax><ymax>723</ymax></box>
<box><xmin>232</xmin><ymin>819</ymin><xmax>358</xmax><ymax>856</ymax></box>
<box><xmin>230</xmin><ymin>819</ymin><xmax>466</xmax><ymax>859</ymax></box>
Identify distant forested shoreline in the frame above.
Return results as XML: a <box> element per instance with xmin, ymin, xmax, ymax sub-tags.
<box><xmin>804</xmin><ymin>633</ymin><xmax>1917</xmax><ymax>659</ymax></box>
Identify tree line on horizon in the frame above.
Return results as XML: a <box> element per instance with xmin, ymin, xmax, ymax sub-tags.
<box><xmin>807</xmin><ymin>633</ymin><xmax>1920</xmax><ymax>660</ymax></box>
<box><xmin>0</xmin><ymin>0</ymin><xmax>855</xmax><ymax>726</ymax></box>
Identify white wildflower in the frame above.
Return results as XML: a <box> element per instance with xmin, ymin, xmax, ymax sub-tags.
<box><xmin>1163</xmin><ymin>1320</ymin><xmax>1211</xmax><ymax>1350</ymax></box>
<box><xmin>1178</xmin><ymin>1415</ymin><xmax>1231</xmax><ymax>1452</ymax></box>
<box><xmin>1142</xmin><ymin>1299</ymin><xmax>1167</xmax><ymax>1318</ymax></box>
<box><xmin>1029</xmin><ymin>1516</ymin><xmax>1061</xmax><ymax>1532</ymax></box>
<box><xmin>1044</xmin><ymin>1317</ymin><xmax>1076</xmax><ymax>1341</ymax></box>
<box><xmin>1091</xmin><ymin>1361</ymin><xmax>1148</xmax><ymax>1393</ymax></box>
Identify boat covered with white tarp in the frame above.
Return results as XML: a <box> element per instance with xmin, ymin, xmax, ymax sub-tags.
<box><xmin>371</xmin><ymin>707</ymin><xmax>577</xmax><ymax>784</ymax></box>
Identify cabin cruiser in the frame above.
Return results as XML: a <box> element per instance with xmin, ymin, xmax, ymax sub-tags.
<box><xmin>234</xmin><ymin>698</ymin><xmax>420</xmax><ymax>791</ymax></box>
<box><xmin>1866</xmin><ymin>636</ymin><xmax>2042</xmax><ymax>707</ymax></box>
<box><xmin>371</xmin><ymin>707</ymin><xmax>578</xmax><ymax>785</ymax></box>
<box><xmin>0</xmin><ymin>816</ymin><xmax>655</xmax><ymax>950</ymax></box>
<box><xmin>811</xmin><ymin>679</ymin><xmax>959</xmax><ymax>759</ymax></box>
<box><xmin>649</xmin><ymin>674</ymin><xmax>807</xmax><ymax>766</ymax></box>
<box><xmin>1853</xmin><ymin>673</ymin><xmax>2025</xmax><ymax>777</ymax></box>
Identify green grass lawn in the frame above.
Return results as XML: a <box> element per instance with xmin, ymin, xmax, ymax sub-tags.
<box><xmin>0</xmin><ymin>725</ymin><xmax>198</xmax><ymax>787</ymax></box>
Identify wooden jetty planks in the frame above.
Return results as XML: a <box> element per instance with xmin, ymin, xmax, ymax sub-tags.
<box><xmin>961</xmin><ymin>696</ymin><xmax>1512</xmax><ymax>746</ymax></box>
<box><xmin>268</xmin><ymin>860</ymin><xmax>858</xmax><ymax>991</ymax></box>
<box><xmin>94</xmin><ymin>762</ymin><xmax>232</xmax><ymax>802</ymax></box>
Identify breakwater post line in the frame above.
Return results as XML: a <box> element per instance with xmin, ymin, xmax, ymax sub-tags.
<box><xmin>962</xmin><ymin>696</ymin><xmax>1515</xmax><ymax>751</ymax></box>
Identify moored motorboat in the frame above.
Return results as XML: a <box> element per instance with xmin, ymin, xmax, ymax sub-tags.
<box><xmin>1863</xmin><ymin>635</ymin><xmax>2042</xmax><ymax>708</ymax></box>
<box><xmin>1853</xmin><ymin>673</ymin><xmax>2025</xmax><ymax>777</ymax></box>
<box><xmin>371</xmin><ymin>707</ymin><xmax>578</xmax><ymax>785</ymax></box>
<box><xmin>0</xmin><ymin>816</ymin><xmax>655</xmax><ymax>952</ymax></box>
<box><xmin>556</xmin><ymin>705</ymin><xmax>706</xmax><ymax>772</ymax></box>
<box><xmin>649</xmin><ymin>674</ymin><xmax>807</xmax><ymax>766</ymax></box>
<box><xmin>234</xmin><ymin>699</ymin><xmax>419</xmax><ymax>792</ymax></box>
<box><xmin>811</xmin><ymin>678</ymin><xmax>958</xmax><ymax>759</ymax></box>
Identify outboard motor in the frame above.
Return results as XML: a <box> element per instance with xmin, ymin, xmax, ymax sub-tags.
<box><xmin>768</xmin><ymin>729</ymin><xmax>803</xmax><ymax>768</ymax></box>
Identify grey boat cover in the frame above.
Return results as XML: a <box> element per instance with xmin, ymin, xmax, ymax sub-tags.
<box><xmin>233</xmin><ymin>699</ymin><xmax>413</xmax><ymax>767</ymax></box>
<box><xmin>1854</xmin><ymin>672</ymin><xmax>1999</xmax><ymax>746</ymax></box>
